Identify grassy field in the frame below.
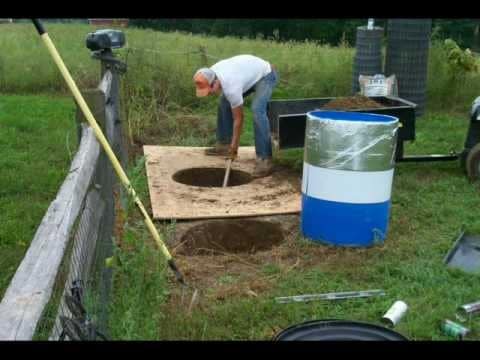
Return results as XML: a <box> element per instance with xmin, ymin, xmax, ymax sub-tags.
<box><xmin>0</xmin><ymin>94</ymin><xmax>77</xmax><ymax>297</ymax></box>
<box><xmin>1</xmin><ymin>23</ymin><xmax>480</xmax><ymax>141</ymax></box>
<box><xmin>2</xmin><ymin>23</ymin><xmax>480</xmax><ymax>341</ymax></box>
<box><xmin>107</xmin><ymin>107</ymin><xmax>480</xmax><ymax>341</ymax></box>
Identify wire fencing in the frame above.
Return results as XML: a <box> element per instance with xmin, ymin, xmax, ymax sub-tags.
<box><xmin>119</xmin><ymin>45</ymin><xmax>222</xmax><ymax>69</ymax></box>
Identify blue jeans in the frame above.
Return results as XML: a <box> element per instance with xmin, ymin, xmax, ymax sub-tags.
<box><xmin>216</xmin><ymin>69</ymin><xmax>279</xmax><ymax>158</ymax></box>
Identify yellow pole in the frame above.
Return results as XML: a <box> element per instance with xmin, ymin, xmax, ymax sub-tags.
<box><xmin>34</xmin><ymin>22</ymin><xmax>184</xmax><ymax>284</ymax></box>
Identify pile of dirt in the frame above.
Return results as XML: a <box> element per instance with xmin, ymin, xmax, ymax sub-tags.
<box><xmin>322</xmin><ymin>95</ymin><xmax>383</xmax><ymax>110</ymax></box>
<box><xmin>163</xmin><ymin>214</ymin><xmax>380</xmax><ymax>314</ymax></box>
<box><xmin>177</xmin><ymin>219</ymin><xmax>285</xmax><ymax>256</ymax></box>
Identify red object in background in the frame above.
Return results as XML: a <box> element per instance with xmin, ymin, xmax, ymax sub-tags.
<box><xmin>88</xmin><ymin>19</ymin><xmax>129</xmax><ymax>28</ymax></box>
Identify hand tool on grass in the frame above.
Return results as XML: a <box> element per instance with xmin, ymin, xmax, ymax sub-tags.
<box><xmin>222</xmin><ymin>158</ymin><xmax>233</xmax><ymax>188</ymax></box>
<box><xmin>275</xmin><ymin>289</ymin><xmax>385</xmax><ymax>304</ymax></box>
<box><xmin>444</xmin><ymin>228</ymin><xmax>480</xmax><ymax>274</ymax></box>
<box><xmin>31</xmin><ymin>19</ymin><xmax>190</xmax><ymax>291</ymax></box>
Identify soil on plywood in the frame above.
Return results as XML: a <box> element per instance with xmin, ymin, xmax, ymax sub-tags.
<box><xmin>145</xmin><ymin>147</ymin><xmax>302</xmax><ymax>218</ymax></box>
<box><xmin>269</xmin><ymin>165</ymin><xmax>302</xmax><ymax>190</ymax></box>
<box><xmin>247</xmin><ymin>165</ymin><xmax>302</xmax><ymax>203</ymax></box>
<box><xmin>322</xmin><ymin>95</ymin><xmax>383</xmax><ymax>110</ymax></box>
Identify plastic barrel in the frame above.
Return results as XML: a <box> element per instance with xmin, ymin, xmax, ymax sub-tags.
<box><xmin>274</xmin><ymin>320</ymin><xmax>407</xmax><ymax>341</ymax></box>
<box><xmin>301</xmin><ymin>111</ymin><xmax>399</xmax><ymax>247</ymax></box>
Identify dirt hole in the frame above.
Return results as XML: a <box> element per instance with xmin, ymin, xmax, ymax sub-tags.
<box><xmin>172</xmin><ymin>167</ymin><xmax>253</xmax><ymax>187</ymax></box>
<box><xmin>177</xmin><ymin>220</ymin><xmax>284</xmax><ymax>256</ymax></box>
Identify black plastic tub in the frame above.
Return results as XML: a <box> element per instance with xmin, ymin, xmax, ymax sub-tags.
<box><xmin>273</xmin><ymin>320</ymin><xmax>408</xmax><ymax>341</ymax></box>
<box><xmin>267</xmin><ymin>95</ymin><xmax>417</xmax><ymax>160</ymax></box>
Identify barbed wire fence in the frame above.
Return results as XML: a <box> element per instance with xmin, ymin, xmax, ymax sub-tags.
<box><xmin>117</xmin><ymin>45</ymin><xmax>289</xmax><ymax>89</ymax></box>
<box><xmin>121</xmin><ymin>45</ymin><xmax>222</xmax><ymax>60</ymax></box>
<box><xmin>116</xmin><ymin>44</ymin><xmax>289</xmax><ymax>133</ymax></box>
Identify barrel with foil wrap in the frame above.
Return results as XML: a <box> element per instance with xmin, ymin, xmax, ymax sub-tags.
<box><xmin>301</xmin><ymin>110</ymin><xmax>399</xmax><ymax>246</ymax></box>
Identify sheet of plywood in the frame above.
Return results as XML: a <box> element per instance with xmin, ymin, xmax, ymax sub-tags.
<box><xmin>143</xmin><ymin>146</ymin><xmax>301</xmax><ymax>220</ymax></box>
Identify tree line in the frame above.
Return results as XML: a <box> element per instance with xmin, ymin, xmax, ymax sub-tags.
<box><xmin>14</xmin><ymin>18</ymin><xmax>479</xmax><ymax>50</ymax></box>
<box><xmin>129</xmin><ymin>19</ymin><xmax>480</xmax><ymax>50</ymax></box>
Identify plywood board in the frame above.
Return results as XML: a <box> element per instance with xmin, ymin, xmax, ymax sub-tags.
<box><xmin>143</xmin><ymin>146</ymin><xmax>301</xmax><ymax>220</ymax></box>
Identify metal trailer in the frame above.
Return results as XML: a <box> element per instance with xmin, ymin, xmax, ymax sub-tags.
<box><xmin>267</xmin><ymin>95</ymin><xmax>480</xmax><ymax>179</ymax></box>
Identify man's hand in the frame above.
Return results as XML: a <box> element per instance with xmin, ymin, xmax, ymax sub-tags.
<box><xmin>227</xmin><ymin>144</ymin><xmax>238</xmax><ymax>160</ymax></box>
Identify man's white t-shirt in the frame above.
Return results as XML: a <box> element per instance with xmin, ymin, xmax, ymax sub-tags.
<box><xmin>210</xmin><ymin>55</ymin><xmax>272</xmax><ymax>108</ymax></box>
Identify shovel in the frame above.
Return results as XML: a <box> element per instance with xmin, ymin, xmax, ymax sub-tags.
<box><xmin>222</xmin><ymin>159</ymin><xmax>233</xmax><ymax>188</ymax></box>
<box><xmin>444</xmin><ymin>228</ymin><xmax>480</xmax><ymax>274</ymax></box>
<box><xmin>30</xmin><ymin>19</ymin><xmax>189</xmax><ymax>288</ymax></box>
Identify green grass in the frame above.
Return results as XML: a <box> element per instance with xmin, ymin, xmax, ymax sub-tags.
<box><xmin>2</xmin><ymin>24</ymin><xmax>480</xmax><ymax>340</ymax></box>
<box><xmin>0</xmin><ymin>94</ymin><xmax>77</xmax><ymax>297</ymax></box>
<box><xmin>107</xmin><ymin>108</ymin><xmax>480</xmax><ymax>341</ymax></box>
<box><xmin>107</xmin><ymin>157</ymin><xmax>170</xmax><ymax>340</ymax></box>
<box><xmin>2</xmin><ymin>23</ymin><xmax>480</xmax><ymax>143</ymax></box>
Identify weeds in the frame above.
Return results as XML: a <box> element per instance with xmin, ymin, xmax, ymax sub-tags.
<box><xmin>3</xmin><ymin>23</ymin><xmax>480</xmax><ymax>340</ymax></box>
<box><xmin>2</xmin><ymin>23</ymin><xmax>480</xmax><ymax>144</ymax></box>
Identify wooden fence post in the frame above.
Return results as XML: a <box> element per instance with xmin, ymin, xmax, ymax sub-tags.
<box><xmin>75</xmin><ymin>89</ymin><xmax>106</xmax><ymax>144</ymax></box>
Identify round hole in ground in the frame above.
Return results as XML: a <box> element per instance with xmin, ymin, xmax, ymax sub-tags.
<box><xmin>177</xmin><ymin>219</ymin><xmax>284</xmax><ymax>256</ymax></box>
<box><xmin>172</xmin><ymin>167</ymin><xmax>252</xmax><ymax>187</ymax></box>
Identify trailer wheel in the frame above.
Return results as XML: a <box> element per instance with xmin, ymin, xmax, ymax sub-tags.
<box><xmin>466</xmin><ymin>143</ymin><xmax>480</xmax><ymax>180</ymax></box>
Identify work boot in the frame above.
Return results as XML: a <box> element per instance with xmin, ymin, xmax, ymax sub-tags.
<box><xmin>205</xmin><ymin>143</ymin><xmax>230</xmax><ymax>156</ymax></box>
<box><xmin>252</xmin><ymin>158</ymin><xmax>274</xmax><ymax>178</ymax></box>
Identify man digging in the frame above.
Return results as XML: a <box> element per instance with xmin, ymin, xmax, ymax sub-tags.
<box><xmin>193</xmin><ymin>54</ymin><xmax>279</xmax><ymax>178</ymax></box>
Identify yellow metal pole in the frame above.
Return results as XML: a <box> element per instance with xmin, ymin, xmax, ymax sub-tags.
<box><xmin>32</xmin><ymin>20</ymin><xmax>184</xmax><ymax>284</ymax></box>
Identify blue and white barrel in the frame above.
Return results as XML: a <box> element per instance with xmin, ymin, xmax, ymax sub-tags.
<box><xmin>301</xmin><ymin>111</ymin><xmax>399</xmax><ymax>247</ymax></box>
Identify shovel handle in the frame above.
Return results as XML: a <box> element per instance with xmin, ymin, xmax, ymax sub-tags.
<box><xmin>32</xmin><ymin>19</ymin><xmax>46</xmax><ymax>35</ymax></box>
<box><xmin>222</xmin><ymin>159</ymin><xmax>233</xmax><ymax>188</ymax></box>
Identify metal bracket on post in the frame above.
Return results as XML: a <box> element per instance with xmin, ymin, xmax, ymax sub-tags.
<box><xmin>91</xmin><ymin>49</ymin><xmax>127</xmax><ymax>76</ymax></box>
<box><xmin>86</xmin><ymin>37</ymin><xmax>128</xmax><ymax>167</ymax></box>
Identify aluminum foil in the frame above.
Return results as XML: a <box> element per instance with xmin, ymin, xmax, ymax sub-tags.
<box><xmin>305</xmin><ymin>114</ymin><xmax>399</xmax><ymax>171</ymax></box>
